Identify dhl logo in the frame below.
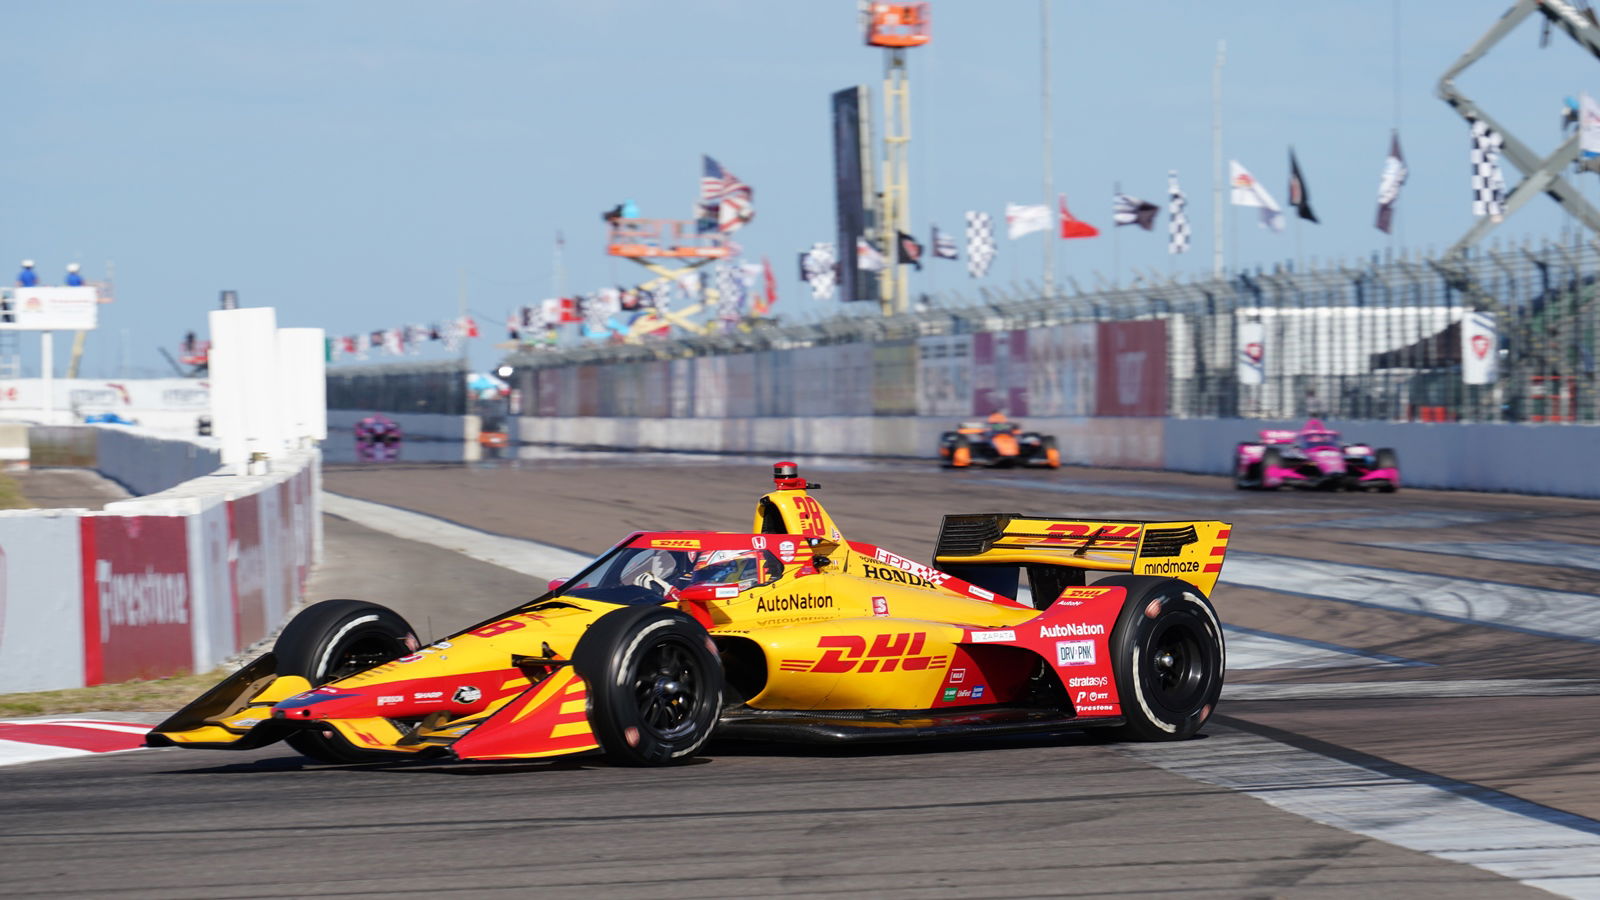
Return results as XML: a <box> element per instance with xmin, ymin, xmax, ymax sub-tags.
<box><xmin>1005</xmin><ymin>523</ymin><xmax>1143</xmax><ymax>549</ymax></box>
<box><xmin>1058</xmin><ymin>586</ymin><xmax>1118</xmax><ymax>600</ymax></box>
<box><xmin>650</xmin><ymin>538</ymin><xmax>700</xmax><ymax>549</ymax></box>
<box><xmin>779</xmin><ymin>632</ymin><xmax>946</xmax><ymax>674</ymax></box>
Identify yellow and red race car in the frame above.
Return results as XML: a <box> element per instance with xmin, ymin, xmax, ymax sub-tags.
<box><xmin>939</xmin><ymin>414</ymin><xmax>1061</xmax><ymax>468</ymax></box>
<box><xmin>148</xmin><ymin>462</ymin><xmax>1230</xmax><ymax>765</ymax></box>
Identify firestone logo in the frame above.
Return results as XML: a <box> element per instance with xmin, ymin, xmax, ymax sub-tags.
<box><xmin>1039</xmin><ymin>623</ymin><xmax>1103</xmax><ymax>638</ymax></box>
<box><xmin>96</xmin><ymin>560</ymin><xmax>187</xmax><ymax>641</ymax></box>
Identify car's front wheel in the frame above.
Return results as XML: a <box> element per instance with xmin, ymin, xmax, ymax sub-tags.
<box><xmin>1096</xmin><ymin>576</ymin><xmax>1224</xmax><ymax>741</ymax></box>
<box><xmin>273</xmin><ymin>599</ymin><xmax>420</xmax><ymax>763</ymax></box>
<box><xmin>573</xmin><ymin>607</ymin><xmax>722</xmax><ymax>765</ymax></box>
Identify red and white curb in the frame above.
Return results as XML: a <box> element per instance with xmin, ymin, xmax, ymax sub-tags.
<box><xmin>0</xmin><ymin>718</ymin><xmax>152</xmax><ymax>767</ymax></box>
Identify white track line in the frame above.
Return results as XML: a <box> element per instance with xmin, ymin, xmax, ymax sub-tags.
<box><xmin>322</xmin><ymin>492</ymin><xmax>594</xmax><ymax>581</ymax></box>
<box><xmin>1222</xmin><ymin>552</ymin><xmax>1600</xmax><ymax>644</ymax></box>
<box><xmin>1359</xmin><ymin>540</ymin><xmax>1600</xmax><ymax>575</ymax></box>
<box><xmin>1225</xmin><ymin>679</ymin><xmax>1600</xmax><ymax>701</ymax></box>
<box><xmin>1120</xmin><ymin>725</ymin><xmax>1600</xmax><ymax>899</ymax></box>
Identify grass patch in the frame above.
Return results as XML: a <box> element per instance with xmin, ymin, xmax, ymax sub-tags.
<box><xmin>0</xmin><ymin>471</ymin><xmax>34</xmax><ymax>510</ymax></box>
<box><xmin>0</xmin><ymin>669</ymin><xmax>228</xmax><ymax>718</ymax></box>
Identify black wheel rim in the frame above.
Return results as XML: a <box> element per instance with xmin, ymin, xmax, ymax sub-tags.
<box><xmin>1143</xmin><ymin>615</ymin><xmax>1211</xmax><ymax>716</ymax></box>
<box><xmin>630</xmin><ymin>636</ymin><xmax>704</xmax><ymax>740</ymax></box>
<box><xmin>322</xmin><ymin>630</ymin><xmax>409</xmax><ymax>683</ymax></box>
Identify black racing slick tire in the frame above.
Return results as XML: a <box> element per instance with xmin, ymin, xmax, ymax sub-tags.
<box><xmin>1259</xmin><ymin>447</ymin><xmax>1283</xmax><ymax>490</ymax></box>
<box><xmin>1096</xmin><ymin>575</ymin><xmax>1224</xmax><ymax>742</ymax></box>
<box><xmin>1375</xmin><ymin>448</ymin><xmax>1400</xmax><ymax>493</ymax></box>
<box><xmin>1039</xmin><ymin>435</ymin><xmax>1061</xmax><ymax>469</ymax></box>
<box><xmin>273</xmin><ymin>599</ymin><xmax>420</xmax><ymax>763</ymax></box>
<box><xmin>573</xmin><ymin>606</ymin><xmax>722</xmax><ymax>766</ymax></box>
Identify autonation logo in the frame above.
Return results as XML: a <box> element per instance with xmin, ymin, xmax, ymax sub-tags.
<box><xmin>1039</xmin><ymin>623</ymin><xmax>1104</xmax><ymax>638</ymax></box>
<box><xmin>97</xmin><ymin>560</ymin><xmax>188</xmax><ymax>640</ymax></box>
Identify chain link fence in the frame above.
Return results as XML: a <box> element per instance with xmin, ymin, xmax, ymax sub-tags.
<box><xmin>327</xmin><ymin>360</ymin><xmax>468</xmax><ymax>415</ymax></box>
<box><xmin>486</xmin><ymin>237</ymin><xmax>1595</xmax><ymax>425</ymax></box>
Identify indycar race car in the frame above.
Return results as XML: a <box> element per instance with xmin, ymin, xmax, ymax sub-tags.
<box><xmin>147</xmin><ymin>462</ymin><xmax>1229</xmax><ymax>766</ymax></box>
<box><xmin>1234</xmin><ymin>419</ymin><xmax>1399</xmax><ymax>492</ymax></box>
<box><xmin>939</xmin><ymin>413</ymin><xmax>1060</xmax><ymax>468</ymax></box>
<box><xmin>353</xmin><ymin>414</ymin><xmax>403</xmax><ymax>462</ymax></box>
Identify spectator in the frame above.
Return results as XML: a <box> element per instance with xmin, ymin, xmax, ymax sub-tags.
<box><xmin>16</xmin><ymin>260</ymin><xmax>37</xmax><ymax>287</ymax></box>
<box><xmin>64</xmin><ymin>262</ymin><xmax>84</xmax><ymax>286</ymax></box>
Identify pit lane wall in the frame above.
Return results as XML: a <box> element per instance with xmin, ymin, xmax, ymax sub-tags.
<box><xmin>0</xmin><ymin>440</ymin><xmax>321</xmax><ymax>695</ymax></box>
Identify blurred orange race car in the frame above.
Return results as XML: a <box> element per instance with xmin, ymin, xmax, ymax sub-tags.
<box><xmin>939</xmin><ymin>413</ymin><xmax>1061</xmax><ymax>468</ymax></box>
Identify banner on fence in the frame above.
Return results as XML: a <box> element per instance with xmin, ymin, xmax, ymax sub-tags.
<box><xmin>1237</xmin><ymin>319</ymin><xmax>1266</xmax><ymax>385</ymax></box>
<box><xmin>1027</xmin><ymin>323</ymin><xmax>1097</xmax><ymax>416</ymax></box>
<box><xmin>1096</xmin><ymin>321</ymin><xmax>1167</xmax><ymax>416</ymax></box>
<box><xmin>1462</xmin><ymin>311</ymin><xmax>1497</xmax><ymax>385</ymax></box>
<box><xmin>916</xmin><ymin>335</ymin><xmax>971</xmax><ymax>417</ymax></box>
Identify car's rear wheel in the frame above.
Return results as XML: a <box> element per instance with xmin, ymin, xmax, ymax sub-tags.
<box><xmin>1259</xmin><ymin>447</ymin><xmax>1283</xmax><ymax>490</ymax></box>
<box><xmin>274</xmin><ymin>599</ymin><xmax>419</xmax><ymax>763</ymax></box>
<box><xmin>1040</xmin><ymin>435</ymin><xmax>1061</xmax><ymax>468</ymax></box>
<box><xmin>574</xmin><ymin>607</ymin><xmax>722</xmax><ymax>766</ymax></box>
<box><xmin>1375</xmin><ymin>448</ymin><xmax>1399</xmax><ymax>493</ymax></box>
<box><xmin>1233</xmin><ymin>444</ymin><xmax>1255</xmax><ymax>490</ymax></box>
<box><xmin>951</xmin><ymin>435</ymin><xmax>972</xmax><ymax>468</ymax></box>
<box><xmin>1096</xmin><ymin>575</ymin><xmax>1224</xmax><ymax>741</ymax></box>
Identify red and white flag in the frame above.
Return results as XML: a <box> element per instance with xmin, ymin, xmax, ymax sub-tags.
<box><xmin>1058</xmin><ymin>195</ymin><xmax>1100</xmax><ymax>239</ymax></box>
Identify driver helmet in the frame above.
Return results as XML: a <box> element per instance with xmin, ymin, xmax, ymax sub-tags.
<box><xmin>689</xmin><ymin>549</ymin><xmax>765</xmax><ymax>589</ymax></box>
<box><xmin>66</xmin><ymin>262</ymin><xmax>80</xmax><ymax>273</ymax></box>
<box><xmin>987</xmin><ymin>411</ymin><xmax>1006</xmax><ymax>424</ymax></box>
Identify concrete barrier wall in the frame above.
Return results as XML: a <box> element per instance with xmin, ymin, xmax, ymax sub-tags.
<box><xmin>0</xmin><ymin>446</ymin><xmax>321</xmax><ymax>694</ymax></box>
<box><xmin>520</xmin><ymin>414</ymin><xmax>1599</xmax><ymax>498</ymax></box>
<box><xmin>95</xmin><ymin>426</ymin><xmax>222</xmax><ymax>496</ymax></box>
<box><xmin>518</xmin><ymin>415</ymin><xmax>1167</xmax><ymax>468</ymax></box>
<box><xmin>1163</xmin><ymin>418</ymin><xmax>1600</xmax><ymax>498</ymax></box>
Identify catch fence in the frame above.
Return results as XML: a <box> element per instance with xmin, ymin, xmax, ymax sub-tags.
<box><xmin>495</xmin><ymin>238</ymin><xmax>1599</xmax><ymax>425</ymax></box>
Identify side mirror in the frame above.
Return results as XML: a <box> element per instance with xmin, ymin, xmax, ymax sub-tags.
<box><xmin>676</xmin><ymin>583</ymin><xmax>743</xmax><ymax>603</ymax></box>
<box><xmin>547</xmin><ymin>577</ymin><xmax>568</xmax><ymax>593</ymax></box>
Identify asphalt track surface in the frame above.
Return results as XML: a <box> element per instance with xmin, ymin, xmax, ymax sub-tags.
<box><xmin>5</xmin><ymin>451</ymin><xmax>1600</xmax><ymax>898</ymax></box>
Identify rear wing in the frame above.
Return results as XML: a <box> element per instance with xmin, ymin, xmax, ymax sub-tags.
<box><xmin>932</xmin><ymin>513</ymin><xmax>1231</xmax><ymax>599</ymax></box>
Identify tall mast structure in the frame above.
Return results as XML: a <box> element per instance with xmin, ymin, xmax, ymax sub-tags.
<box><xmin>865</xmin><ymin>3</ymin><xmax>929</xmax><ymax>316</ymax></box>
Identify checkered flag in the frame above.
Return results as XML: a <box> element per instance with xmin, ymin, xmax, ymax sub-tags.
<box><xmin>965</xmin><ymin>211</ymin><xmax>996</xmax><ymax>278</ymax></box>
<box><xmin>1470</xmin><ymin>119</ymin><xmax>1506</xmax><ymax>222</ymax></box>
<box><xmin>1168</xmin><ymin>170</ymin><xmax>1190</xmax><ymax>254</ymax></box>
<box><xmin>801</xmin><ymin>242</ymin><xmax>837</xmax><ymax>300</ymax></box>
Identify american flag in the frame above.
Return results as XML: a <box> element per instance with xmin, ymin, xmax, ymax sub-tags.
<box><xmin>699</xmin><ymin>155</ymin><xmax>755</xmax><ymax>233</ymax></box>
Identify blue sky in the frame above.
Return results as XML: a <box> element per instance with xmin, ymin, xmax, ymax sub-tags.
<box><xmin>5</xmin><ymin>0</ymin><xmax>1599</xmax><ymax>377</ymax></box>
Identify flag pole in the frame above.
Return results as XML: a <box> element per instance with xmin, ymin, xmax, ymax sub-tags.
<box><xmin>1040</xmin><ymin>0</ymin><xmax>1055</xmax><ymax>297</ymax></box>
<box><xmin>1212</xmin><ymin>39</ymin><xmax>1226</xmax><ymax>279</ymax></box>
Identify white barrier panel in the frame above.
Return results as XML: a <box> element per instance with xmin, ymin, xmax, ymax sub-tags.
<box><xmin>0</xmin><ymin>377</ymin><xmax>210</xmax><ymax>427</ymax></box>
<box><xmin>0</xmin><ymin>514</ymin><xmax>85</xmax><ymax>692</ymax></box>
<box><xmin>279</xmin><ymin>328</ymin><xmax>328</xmax><ymax>443</ymax></box>
<box><xmin>209</xmin><ymin>307</ymin><xmax>283</xmax><ymax>468</ymax></box>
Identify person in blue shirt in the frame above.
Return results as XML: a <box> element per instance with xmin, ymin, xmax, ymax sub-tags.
<box><xmin>64</xmin><ymin>263</ymin><xmax>84</xmax><ymax>286</ymax></box>
<box><xmin>16</xmin><ymin>260</ymin><xmax>37</xmax><ymax>287</ymax></box>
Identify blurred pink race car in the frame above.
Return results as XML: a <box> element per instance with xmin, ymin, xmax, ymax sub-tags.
<box><xmin>1233</xmin><ymin>419</ymin><xmax>1399</xmax><ymax>492</ymax></box>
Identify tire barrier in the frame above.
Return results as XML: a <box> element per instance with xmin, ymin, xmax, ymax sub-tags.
<box><xmin>0</xmin><ymin>435</ymin><xmax>320</xmax><ymax>694</ymax></box>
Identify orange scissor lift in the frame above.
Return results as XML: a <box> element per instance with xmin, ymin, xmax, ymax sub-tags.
<box><xmin>605</xmin><ymin>218</ymin><xmax>734</xmax><ymax>340</ymax></box>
